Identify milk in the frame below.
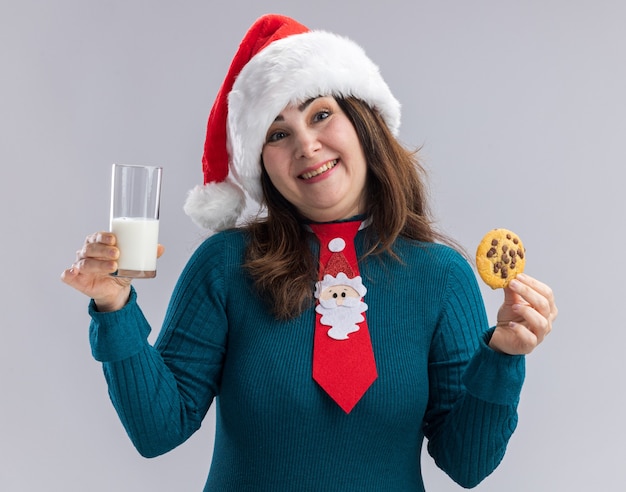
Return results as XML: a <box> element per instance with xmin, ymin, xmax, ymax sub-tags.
<box><xmin>111</xmin><ymin>217</ymin><xmax>159</xmax><ymax>276</ymax></box>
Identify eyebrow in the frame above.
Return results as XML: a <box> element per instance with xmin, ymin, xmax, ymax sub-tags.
<box><xmin>298</xmin><ymin>97</ymin><xmax>316</xmax><ymax>112</ymax></box>
<box><xmin>272</xmin><ymin>97</ymin><xmax>318</xmax><ymax>122</ymax></box>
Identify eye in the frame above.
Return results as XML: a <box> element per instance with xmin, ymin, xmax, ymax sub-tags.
<box><xmin>312</xmin><ymin>110</ymin><xmax>330</xmax><ymax>123</ymax></box>
<box><xmin>341</xmin><ymin>292</ymin><xmax>347</xmax><ymax>298</ymax></box>
<box><xmin>332</xmin><ymin>293</ymin><xmax>338</xmax><ymax>298</ymax></box>
<box><xmin>266</xmin><ymin>130</ymin><xmax>288</xmax><ymax>143</ymax></box>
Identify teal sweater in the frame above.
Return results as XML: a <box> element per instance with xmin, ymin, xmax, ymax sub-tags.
<box><xmin>89</xmin><ymin>228</ymin><xmax>525</xmax><ymax>491</ymax></box>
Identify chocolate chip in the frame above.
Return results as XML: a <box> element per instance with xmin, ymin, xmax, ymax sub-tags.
<box><xmin>506</xmin><ymin>234</ymin><xmax>512</xmax><ymax>240</ymax></box>
<box><xmin>491</xmin><ymin>239</ymin><xmax>498</xmax><ymax>246</ymax></box>
<box><xmin>502</xmin><ymin>244</ymin><xmax>509</xmax><ymax>253</ymax></box>
<box><xmin>487</xmin><ymin>247</ymin><xmax>497</xmax><ymax>258</ymax></box>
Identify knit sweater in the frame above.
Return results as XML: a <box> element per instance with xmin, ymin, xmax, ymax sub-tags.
<box><xmin>89</xmin><ymin>228</ymin><xmax>525</xmax><ymax>491</ymax></box>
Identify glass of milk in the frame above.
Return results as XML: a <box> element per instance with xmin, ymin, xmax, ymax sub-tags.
<box><xmin>110</xmin><ymin>164</ymin><xmax>163</xmax><ymax>278</ymax></box>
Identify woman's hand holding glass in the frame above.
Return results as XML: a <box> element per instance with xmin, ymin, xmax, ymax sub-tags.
<box><xmin>61</xmin><ymin>232</ymin><xmax>164</xmax><ymax>312</ymax></box>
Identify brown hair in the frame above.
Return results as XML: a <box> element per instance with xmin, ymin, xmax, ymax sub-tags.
<box><xmin>243</xmin><ymin>97</ymin><xmax>458</xmax><ymax>319</ymax></box>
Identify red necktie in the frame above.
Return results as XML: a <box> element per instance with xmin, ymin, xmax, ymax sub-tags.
<box><xmin>309</xmin><ymin>220</ymin><xmax>377</xmax><ymax>413</ymax></box>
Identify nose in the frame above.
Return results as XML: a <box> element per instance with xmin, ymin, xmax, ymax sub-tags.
<box><xmin>294</xmin><ymin>128</ymin><xmax>321</xmax><ymax>159</ymax></box>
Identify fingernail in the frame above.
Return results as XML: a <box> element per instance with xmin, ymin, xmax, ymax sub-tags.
<box><xmin>98</xmin><ymin>233</ymin><xmax>113</xmax><ymax>244</ymax></box>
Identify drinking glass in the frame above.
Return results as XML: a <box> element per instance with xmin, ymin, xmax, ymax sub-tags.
<box><xmin>110</xmin><ymin>164</ymin><xmax>162</xmax><ymax>278</ymax></box>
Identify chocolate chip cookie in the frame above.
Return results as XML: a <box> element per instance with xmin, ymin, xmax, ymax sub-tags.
<box><xmin>476</xmin><ymin>229</ymin><xmax>526</xmax><ymax>289</ymax></box>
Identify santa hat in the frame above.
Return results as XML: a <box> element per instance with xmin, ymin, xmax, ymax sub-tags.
<box><xmin>324</xmin><ymin>238</ymin><xmax>354</xmax><ymax>277</ymax></box>
<box><xmin>184</xmin><ymin>14</ymin><xmax>401</xmax><ymax>230</ymax></box>
<box><xmin>314</xmin><ymin>238</ymin><xmax>367</xmax><ymax>299</ymax></box>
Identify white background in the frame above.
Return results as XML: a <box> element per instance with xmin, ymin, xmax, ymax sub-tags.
<box><xmin>1</xmin><ymin>0</ymin><xmax>624</xmax><ymax>490</ymax></box>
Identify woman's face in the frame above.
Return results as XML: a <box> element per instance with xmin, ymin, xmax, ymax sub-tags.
<box><xmin>261</xmin><ymin>96</ymin><xmax>368</xmax><ymax>222</ymax></box>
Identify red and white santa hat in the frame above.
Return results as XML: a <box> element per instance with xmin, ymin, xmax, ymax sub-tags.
<box><xmin>184</xmin><ymin>14</ymin><xmax>401</xmax><ymax>230</ymax></box>
<box><xmin>314</xmin><ymin>237</ymin><xmax>367</xmax><ymax>298</ymax></box>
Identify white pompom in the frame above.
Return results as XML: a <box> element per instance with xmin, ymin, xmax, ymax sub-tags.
<box><xmin>328</xmin><ymin>237</ymin><xmax>346</xmax><ymax>252</ymax></box>
<box><xmin>183</xmin><ymin>181</ymin><xmax>246</xmax><ymax>230</ymax></box>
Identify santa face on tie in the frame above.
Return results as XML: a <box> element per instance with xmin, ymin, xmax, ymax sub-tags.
<box><xmin>314</xmin><ymin>271</ymin><xmax>368</xmax><ymax>340</ymax></box>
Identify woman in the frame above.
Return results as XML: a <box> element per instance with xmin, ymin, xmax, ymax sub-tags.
<box><xmin>62</xmin><ymin>14</ymin><xmax>557</xmax><ymax>491</ymax></box>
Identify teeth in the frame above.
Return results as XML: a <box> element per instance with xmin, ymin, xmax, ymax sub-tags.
<box><xmin>300</xmin><ymin>159</ymin><xmax>338</xmax><ymax>180</ymax></box>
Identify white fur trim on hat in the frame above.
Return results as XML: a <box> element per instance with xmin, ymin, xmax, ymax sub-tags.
<box><xmin>227</xmin><ymin>30</ymin><xmax>401</xmax><ymax>206</ymax></box>
<box><xmin>314</xmin><ymin>272</ymin><xmax>368</xmax><ymax>299</ymax></box>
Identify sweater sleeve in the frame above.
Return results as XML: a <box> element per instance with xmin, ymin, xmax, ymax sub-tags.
<box><xmin>422</xmin><ymin>252</ymin><xmax>525</xmax><ymax>488</ymax></box>
<box><xmin>88</xmin><ymin>234</ymin><xmax>230</xmax><ymax>458</ymax></box>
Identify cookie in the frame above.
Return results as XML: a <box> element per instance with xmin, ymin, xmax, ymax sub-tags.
<box><xmin>476</xmin><ymin>228</ymin><xmax>526</xmax><ymax>289</ymax></box>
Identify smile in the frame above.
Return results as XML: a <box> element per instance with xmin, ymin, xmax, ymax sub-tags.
<box><xmin>299</xmin><ymin>159</ymin><xmax>338</xmax><ymax>180</ymax></box>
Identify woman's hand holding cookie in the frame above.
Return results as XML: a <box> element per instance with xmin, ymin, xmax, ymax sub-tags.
<box><xmin>489</xmin><ymin>273</ymin><xmax>557</xmax><ymax>355</ymax></box>
<box><xmin>476</xmin><ymin>228</ymin><xmax>557</xmax><ymax>355</ymax></box>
